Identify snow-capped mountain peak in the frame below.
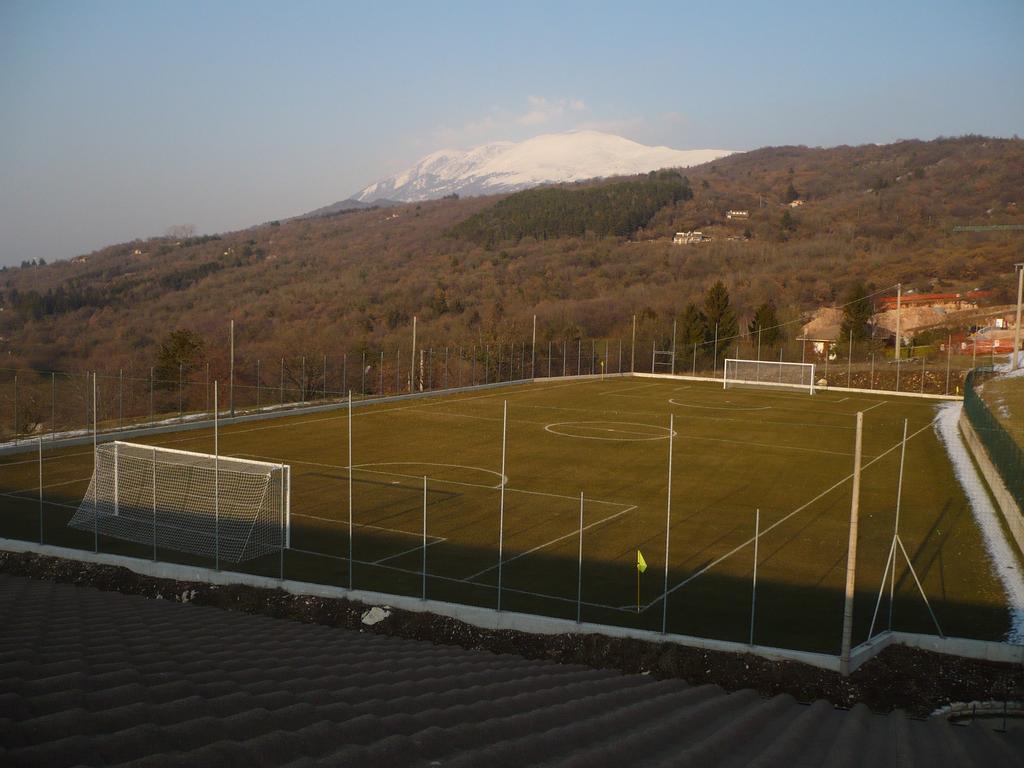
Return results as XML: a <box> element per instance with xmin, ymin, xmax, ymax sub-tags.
<box><xmin>353</xmin><ymin>131</ymin><xmax>734</xmax><ymax>202</ymax></box>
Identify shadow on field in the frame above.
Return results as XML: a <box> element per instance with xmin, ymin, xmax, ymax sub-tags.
<box><xmin>0</xmin><ymin>469</ymin><xmax>1011</xmax><ymax>657</ymax></box>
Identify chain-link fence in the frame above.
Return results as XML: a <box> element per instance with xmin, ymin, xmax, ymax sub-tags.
<box><xmin>964</xmin><ymin>367</ymin><xmax>1024</xmax><ymax>512</ymax></box>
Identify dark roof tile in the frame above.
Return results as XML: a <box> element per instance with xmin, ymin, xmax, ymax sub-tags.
<box><xmin>1</xmin><ymin>573</ymin><xmax>1020</xmax><ymax>767</ymax></box>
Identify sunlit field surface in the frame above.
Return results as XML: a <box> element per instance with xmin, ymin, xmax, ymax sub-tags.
<box><xmin>0</xmin><ymin>376</ymin><xmax>1011</xmax><ymax>653</ymax></box>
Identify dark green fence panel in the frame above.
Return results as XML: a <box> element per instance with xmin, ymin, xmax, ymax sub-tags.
<box><xmin>964</xmin><ymin>368</ymin><xmax>1024</xmax><ymax>512</ymax></box>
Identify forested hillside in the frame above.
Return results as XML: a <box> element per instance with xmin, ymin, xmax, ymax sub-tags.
<box><xmin>2</xmin><ymin>136</ymin><xmax>1022</xmax><ymax>378</ymax></box>
<box><xmin>448</xmin><ymin>171</ymin><xmax>692</xmax><ymax>244</ymax></box>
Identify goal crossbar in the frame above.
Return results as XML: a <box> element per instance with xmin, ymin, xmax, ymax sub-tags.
<box><xmin>723</xmin><ymin>358</ymin><xmax>816</xmax><ymax>394</ymax></box>
<box><xmin>69</xmin><ymin>441</ymin><xmax>291</xmax><ymax>563</ymax></box>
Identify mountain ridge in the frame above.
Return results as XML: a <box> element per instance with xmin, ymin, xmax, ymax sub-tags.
<box><xmin>3</xmin><ymin>136</ymin><xmax>1021</xmax><ymax>378</ymax></box>
<box><xmin>352</xmin><ymin>130</ymin><xmax>735</xmax><ymax>203</ymax></box>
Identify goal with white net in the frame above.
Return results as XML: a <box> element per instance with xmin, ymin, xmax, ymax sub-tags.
<box><xmin>69</xmin><ymin>441</ymin><xmax>290</xmax><ymax>563</ymax></box>
<box><xmin>723</xmin><ymin>359</ymin><xmax>816</xmax><ymax>394</ymax></box>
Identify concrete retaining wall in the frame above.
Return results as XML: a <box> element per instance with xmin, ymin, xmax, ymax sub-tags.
<box><xmin>959</xmin><ymin>410</ymin><xmax>1024</xmax><ymax>558</ymax></box>
<box><xmin>0</xmin><ymin>538</ymin><xmax>840</xmax><ymax>672</ymax></box>
<box><xmin>632</xmin><ymin>371</ymin><xmax>961</xmax><ymax>400</ymax></box>
<box><xmin>6</xmin><ymin>538</ymin><xmax>1024</xmax><ymax>674</ymax></box>
<box><xmin>850</xmin><ymin>629</ymin><xmax>1024</xmax><ymax>672</ymax></box>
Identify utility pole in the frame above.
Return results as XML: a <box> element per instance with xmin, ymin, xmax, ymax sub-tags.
<box><xmin>1013</xmin><ymin>263</ymin><xmax>1023</xmax><ymax>371</ymax></box>
<box><xmin>630</xmin><ymin>314</ymin><xmax>636</xmax><ymax>373</ymax></box>
<box><xmin>894</xmin><ymin>283</ymin><xmax>902</xmax><ymax>390</ymax></box>
<box><xmin>410</xmin><ymin>316</ymin><xmax>417</xmax><ymax>392</ymax></box>
<box><xmin>229</xmin><ymin>319</ymin><xmax>235</xmax><ymax>417</ymax></box>
<box><xmin>531</xmin><ymin>315</ymin><xmax>537</xmax><ymax>379</ymax></box>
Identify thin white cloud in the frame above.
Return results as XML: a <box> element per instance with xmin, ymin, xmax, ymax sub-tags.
<box><xmin>516</xmin><ymin>96</ymin><xmax>587</xmax><ymax>126</ymax></box>
<box><xmin>433</xmin><ymin>96</ymin><xmax>591</xmax><ymax>147</ymax></box>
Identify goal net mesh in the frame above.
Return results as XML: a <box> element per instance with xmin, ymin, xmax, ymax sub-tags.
<box><xmin>723</xmin><ymin>359</ymin><xmax>815</xmax><ymax>393</ymax></box>
<box><xmin>69</xmin><ymin>441</ymin><xmax>289</xmax><ymax>563</ymax></box>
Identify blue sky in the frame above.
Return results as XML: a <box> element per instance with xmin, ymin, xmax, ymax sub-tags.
<box><xmin>1</xmin><ymin>0</ymin><xmax>1021</xmax><ymax>266</ymax></box>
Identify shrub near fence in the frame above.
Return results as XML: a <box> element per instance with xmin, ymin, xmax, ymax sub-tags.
<box><xmin>964</xmin><ymin>368</ymin><xmax>1024</xmax><ymax>513</ymax></box>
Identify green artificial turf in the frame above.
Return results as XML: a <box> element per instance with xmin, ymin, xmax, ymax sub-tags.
<box><xmin>0</xmin><ymin>376</ymin><xmax>1012</xmax><ymax>653</ymax></box>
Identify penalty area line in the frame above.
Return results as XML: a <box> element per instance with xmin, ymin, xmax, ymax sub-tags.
<box><xmin>462</xmin><ymin>504</ymin><xmax>638</xmax><ymax>582</ymax></box>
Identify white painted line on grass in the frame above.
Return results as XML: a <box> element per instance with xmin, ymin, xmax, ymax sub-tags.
<box><xmin>283</xmin><ymin>545</ymin><xmax>636</xmax><ymax>614</ymax></box>
<box><xmin>373</xmin><ymin>537</ymin><xmax>448</xmax><ymax>565</ymax></box>
<box><xmin>669</xmin><ymin>398</ymin><xmax>772</xmax><ymax>412</ymax></box>
<box><xmin>462</xmin><ymin>504</ymin><xmax>638</xmax><ymax>582</ymax></box>
<box><xmin>291</xmin><ymin>513</ymin><xmax>442</xmax><ymax>540</ymax></box>
<box><xmin>544</xmin><ymin>421</ymin><xmax>675</xmax><ymax>442</ymax></box>
<box><xmin>646</xmin><ymin>414</ymin><xmax>943</xmax><ymax>611</ymax></box>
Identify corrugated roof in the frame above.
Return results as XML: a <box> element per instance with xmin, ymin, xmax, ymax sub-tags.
<box><xmin>1</xmin><ymin>574</ymin><xmax>1021</xmax><ymax>767</ymax></box>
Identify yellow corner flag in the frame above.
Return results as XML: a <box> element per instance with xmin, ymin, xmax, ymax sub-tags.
<box><xmin>637</xmin><ymin>550</ymin><xmax>647</xmax><ymax>573</ymax></box>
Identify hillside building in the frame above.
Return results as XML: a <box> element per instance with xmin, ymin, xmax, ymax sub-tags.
<box><xmin>672</xmin><ymin>231</ymin><xmax>709</xmax><ymax>245</ymax></box>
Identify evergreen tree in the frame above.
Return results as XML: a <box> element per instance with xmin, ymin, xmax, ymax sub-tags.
<box><xmin>748</xmin><ymin>300</ymin><xmax>781</xmax><ymax>349</ymax></box>
<box><xmin>154</xmin><ymin>329</ymin><xmax>206</xmax><ymax>390</ymax></box>
<box><xmin>840</xmin><ymin>283</ymin><xmax>873</xmax><ymax>342</ymax></box>
<box><xmin>703</xmin><ymin>281</ymin><xmax>738</xmax><ymax>357</ymax></box>
<box><xmin>678</xmin><ymin>303</ymin><xmax>705</xmax><ymax>347</ymax></box>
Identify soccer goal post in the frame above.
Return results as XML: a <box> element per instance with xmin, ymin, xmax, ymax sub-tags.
<box><xmin>723</xmin><ymin>359</ymin><xmax>816</xmax><ymax>394</ymax></box>
<box><xmin>69</xmin><ymin>441</ymin><xmax>290</xmax><ymax>563</ymax></box>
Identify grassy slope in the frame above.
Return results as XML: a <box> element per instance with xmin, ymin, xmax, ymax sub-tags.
<box><xmin>981</xmin><ymin>373</ymin><xmax>1024</xmax><ymax>452</ymax></box>
<box><xmin>1</xmin><ymin>137</ymin><xmax>1022</xmax><ymax>379</ymax></box>
<box><xmin>0</xmin><ymin>377</ymin><xmax>1009</xmax><ymax>654</ymax></box>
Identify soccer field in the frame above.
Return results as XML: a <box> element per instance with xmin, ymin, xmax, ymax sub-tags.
<box><xmin>0</xmin><ymin>375</ymin><xmax>1013</xmax><ymax>653</ymax></box>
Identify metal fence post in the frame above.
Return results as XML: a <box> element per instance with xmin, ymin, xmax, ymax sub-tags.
<box><xmin>422</xmin><ymin>475</ymin><xmax>428</xmax><ymax>600</ymax></box>
<box><xmin>661</xmin><ymin>413</ymin><xmax>674</xmax><ymax>635</ymax></box>
<box><xmin>214</xmin><ymin>382</ymin><xmax>219</xmax><ymax>571</ymax></box>
<box><xmin>348</xmin><ymin>391</ymin><xmax>354</xmax><ymax>590</ymax></box>
<box><xmin>577</xmin><ymin>491</ymin><xmax>584</xmax><ymax>624</ymax></box>
<box><xmin>152</xmin><ymin>446</ymin><xmax>157</xmax><ymax>561</ymax></box>
<box><xmin>38</xmin><ymin>437</ymin><xmax>43</xmax><ymax>544</ymax></box>
<box><xmin>497</xmin><ymin>400</ymin><xmax>508</xmax><ymax>612</ymax></box>
<box><xmin>750</xmin><ymin>508</ymin><xmax>760</xmax><ymax>645</ymax></box>
<box><xmin>945</xmin><ymin>334</ymin><xmax>952</xmax><ymax>395</ymax></box>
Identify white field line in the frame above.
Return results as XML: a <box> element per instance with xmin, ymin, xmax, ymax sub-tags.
<box><xmin>284</xmin><ymin>545</ymin><xmax>636</xmax><ymax>614</ymax></box>
<box><xmin>235</xmin><ymin>451</ymin><xmax>628</xmax><ymax>508</ymax></box>
<box><xmin>13</xmin><ymin>380</ymin><xmax>596</xmax><ymax>464</ymax></box>
<box><xmin>193</xmin><ymin>379</ymin><xmax>592</xmax><ymax>441</ymax></box>
<box><xmin>935</xmin><ymin>402</ymin><xmax>1024</xmax><ymax>641</ymax></box>
<box><xmin>599</xmin><ymin>382</ymin><xmax>664</xmax><ymax>396</ymax></box>
<box><xmin>0</xmin><ymin>489</ymin><xmax>79</xmax><ymax>511</ymax></box>
<box><xmin>643</xmin><ymin>415</ymin><xmax>943</xmax><ymax>611</ymax></box>
<box><xmin>7</xmin><ymin>377</ymin><xmax>891</xmax><ymax>469</ymax></box>
<box><xmin>8</xmin><ymin>476</ymin><xmax>92</xmax><ymax>495</ymax></box>
<box><xmin>511</xmin><ymin>399</ymin><xmax>875</xmax><ymax>432</ymax></box>
<box><xmin>862</xmin><ymin>400</ymin><xmax>888</xmax><ymax>413</ymax></box>
<box><xmin>685</xmin><ymin>434</ymin><xmax>870</xmax><ymax>458</ymax></box>
<box><xmin>373</xmin><ymin>537</ymin><xmax>448</xmax><ymax>565</ymax></box>
<box><xmin>291</xmin><ymin>512</ymin><xmax>445</xmax><ymax>541</ymax></box>
<box><xmin>462</xmin><ymin>504</ymin><xmax>638</xmax><ymax>582</ymax></box>
<box><xmin>670</xmin><ymin>400</ymin><xmax>772</xmax><ymax>412</ymax></box>
<box><xmin>235</xmin><ymin>453</ymin><xmax>509</xmax><ymax>492</ymax></box>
